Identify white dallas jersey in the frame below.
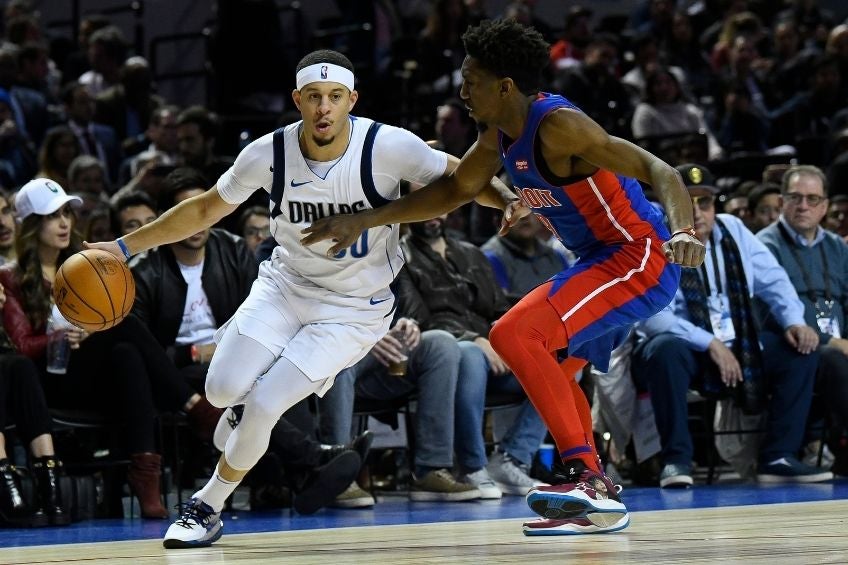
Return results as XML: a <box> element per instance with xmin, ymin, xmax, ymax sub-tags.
<box><xmin>217</xmin><ymin>116</ymin><xmax>447</xmax><ymax>297</ymax></box>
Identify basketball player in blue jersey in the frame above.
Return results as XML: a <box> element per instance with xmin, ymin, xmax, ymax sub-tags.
<box><xmin>303</xmin><ymin>19</ymin><xmax>706</xmax><ymax>535</ymax></box>
<box><xmin>85</xmin><ymin>49</ymin><xmax>517</xmax><ymax>548</ymax></box>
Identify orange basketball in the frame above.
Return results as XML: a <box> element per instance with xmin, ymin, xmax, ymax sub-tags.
<box><xmin>52</xmin><ymin>249</ymin><xmax>135</xmax><ymax>332</ymax></box>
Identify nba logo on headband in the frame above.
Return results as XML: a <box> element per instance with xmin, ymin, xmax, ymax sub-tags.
<box><xmin>295</xmin><ymin>62</ymin><xmax>355</xmax><ymax>91</ymax></box>
<box><xmin>320</xmin><ymin>65</ymin><xmax>328</xmax><ymax>79</ymax></box>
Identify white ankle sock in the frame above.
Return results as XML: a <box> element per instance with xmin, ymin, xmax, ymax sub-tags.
<box><xmin>194</xmin><ymin>467</ymin><xmax>240</xmax><ymax>512</ymax></box>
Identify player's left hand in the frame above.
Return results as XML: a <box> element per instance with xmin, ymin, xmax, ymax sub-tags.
<box><xmin>498</xmin><ymin>200</ymin><xmax>531</xmax><ymax>235</ymax></box>
<box><xmin>663</xmin><ymin>233</ymin><xmax>705</xmax><ymax>268</ymax></box>
<box><xmin>300</xmin><ymin>213</ymin><xmax>368</xmax><ymax>257</ymax></box>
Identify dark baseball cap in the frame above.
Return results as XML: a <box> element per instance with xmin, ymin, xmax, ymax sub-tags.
<box><xmin>676</xmin><ymin>163</ymin><xmax>719</xmax><ymax>194</ymax></box>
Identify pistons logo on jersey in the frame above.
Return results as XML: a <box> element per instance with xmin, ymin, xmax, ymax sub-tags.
<box><xmin>516</xmin><ymin>187</ymin><xmax>562</xmax><ymax>209</ymax></box>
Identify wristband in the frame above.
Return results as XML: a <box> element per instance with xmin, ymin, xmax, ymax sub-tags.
<box><xmin>671</xmin><ymin>227</ymin><xmax>697</xmax><ymax>238</ymax></box>
<box><xmin>116</xmin><ymin>238</ymin><xmax>132</xmax><ymax>260</ymax></box>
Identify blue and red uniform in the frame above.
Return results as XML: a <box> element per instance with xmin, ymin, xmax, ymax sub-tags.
<box><xmin>488</xmin><ymin>93</ymin><xmax>680</xmax><ymax>467</ymax></box>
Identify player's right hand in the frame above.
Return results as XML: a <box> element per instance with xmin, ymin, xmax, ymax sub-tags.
<box><xmin>498</xmin><ymin>200</ymin><xmax>531</xmax><ymax>235</ymax></box>
<box><xmin>82</xmin><ymin>240</ymin><xmax>127</xmax><ymax>263</ymax></box>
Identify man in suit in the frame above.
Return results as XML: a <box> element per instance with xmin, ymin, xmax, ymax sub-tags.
<box><xmin>62</xmin><ymin>81</ymin><xmax>121</xmax><ymax>185</ymax></box>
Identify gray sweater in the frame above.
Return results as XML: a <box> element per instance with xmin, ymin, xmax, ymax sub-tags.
<box><xmin>757</xmin><ymin>221</ymin><xmax>848</xmax><ymax>345</ymax></box>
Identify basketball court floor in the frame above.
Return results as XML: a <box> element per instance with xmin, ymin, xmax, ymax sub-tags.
<box><xmin>1</xmin><ymin>481</ymin><xmax>846</xmax><ymax>564</ymax></box>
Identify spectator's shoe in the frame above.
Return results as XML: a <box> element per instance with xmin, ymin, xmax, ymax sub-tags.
<box><xmin>461</xmin><ymin>468</ymin><xmax>503</xmax><ymax>499</ymax></box>
<box><xmin>318</xmin><ymin>430</ymin><xmax>375</xmax><ymax>466</ymax></box>
<box><xmin>163</xmin><ymin>498</ymin><xmax>223</xmax><ymax>549</ymax></box>
<box><xmin>487</xmin><ymin>450</ymin><xmax>547</xmax><ymax>495</ymax></box>
<box><xmin>756</xmin><ymin>456</ymin><xmax>833</xmax><ymax>483</ymax></box>
<box><xmin>831</xmin><ymin>437</ymin><xmax>848</xmax><ymax>477</ymax></box>
<box><xmin>526</xmin><ymin>459</ymin><xmax>625</xmax><ymax>520</ymax></box>
<box><xmin>331</xmin><ymin>481</ymin><xmax>376</xmax><ymax>508</ymax></box>
<box><xmin>522</xmin><ymin>512</ymin><xmax>630</xmax><ymax>536</ymax></box>
<box><xmin>659</xmin><ymin>463</ymin><xmax>694</xmax><ymax>489</ymax></box>
<box><xmin>293</xmin><ymin>451</ymin><xmax>361</xmax><ymax>515</ymax></box>
<box><xmin>409</xmin><ymin>469</ymin><xmax>481</xmax><ymax>502</ymax></box>
<box><xmin>212</xmin><ymin>406</ymin><xmax>243</xmax><ymax>452</ymax></box>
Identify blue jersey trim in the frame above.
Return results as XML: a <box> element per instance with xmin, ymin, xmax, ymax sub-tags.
<box><xmin>270</xmin><ymin>126</ymin><xmax>286</xmax><ymax>219</ymax></box>
<box><xmin>361</xmin><ymin>121</ymin><xmax>391</xmax><ymax>209</ymax></box>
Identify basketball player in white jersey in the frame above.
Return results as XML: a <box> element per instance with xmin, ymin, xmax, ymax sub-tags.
<box><xmin>85</xmin><ymin>49</ymin><xmax>517</xmax><ymax>548</ymax></box>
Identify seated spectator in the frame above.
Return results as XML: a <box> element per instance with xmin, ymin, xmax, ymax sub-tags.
<box><xmin>401</xmin><ymin>215</ymin><xmax>548</xmax><ymax>495</ymax></box>
<box><xmin>757</xmin><ymin>165</ymin><xmax>848</xmax><ymax>476</ymax></box>
<box><xmin>122</xmin><ymin>105</ymin><xmax>179</xmax><ymax>185</ymax></box>
<box><xmin>62</xmin><ymin>81</ymin><xmax>121</xmax><ymax>185</ymax></box>
<box><xmin>825</xmin><ymin>194</ymin><xmax>848</xmax><ymax>241</ymax></box>
<box><xmin>1</xmin><ymin>178</ymin><xmax>222</xmax><ymax>519</ymax></box>
<box><xmin>0</xmin><ymin>87</ymin><xmax>35</xmax><ymax>186</ymax></box>
<box><xmin>746</xmin><ymin>182</ymin><xmax>782</xmax><ymax>232</ymax></box>
<box><xmin>481</xmin><ymin>213</ymin><xmax>570</xmax><ymax>305</ymax></box>
<box><xmin>94</xmin><ymin>57</ymin><xmax>163</xmax><ymax>149</ymax></box>
<box><xmin>36</xmin><ymin>126</ymin><xmax>80</xmax><ymax>189</ymax></box>
<box><xmin>0</xmin><ymin>191</ymin><xmax>15</xmax><ymax>264</ymax></box>
<box><xmin>632</xmin><ymin>164</ymin><xmax>830</xmax><ymax>487</ymax></box>
<box><xmin>109</xmin><ymin>190</ymin><xmax>157</xmax><ymax>266</ymax></box>
<box><xmin>78</xmin><ymin>25</ymin><xmax>126</xmax><ymax>97</ymax></box>
<box><xmin>631</xmin><ymin>66</ymin><xmax>720</xmax><ymax>159</ymax></box>
<box><xmin>236</xmin><ymin>205</ymin><xmax>270</xmax><ymax>256</ymax></box>
<box><xmin>0</xmin><ymin>312</ymin><xmax>70</xmax><ymax>527</ymax></box>
<box><xmin>321</xmin><ymin>270</ymin><xmax>481</xmax><ymax>504</ymax></box>
<box><xmin>722</xmin><ymin>191</ymin><xmax>750</xmax><ymax>223</ymax></box>
<box><xmin>83</xmin><ymin>204</ymin><xmax>113</xmax><ymax>243</ymax></box>
<box><xmin>67</xmin><ymin>154</ymin><xmax>109</xmax><ymax>198</ymax></box>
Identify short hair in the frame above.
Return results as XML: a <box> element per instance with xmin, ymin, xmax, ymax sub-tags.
<box><xmin>462</xmin><ymin>18</ymin><xmax>550</xmax><ymax>95</ymax></box>
<box><xmin>150</xmin><ymin>104</ymin><xmax>180</xmax><ymax>126</ymax></box>
<box><xmin>110</xmin><ymin>190</ymin><xmax>156</xmax><ymax>235</ymax></box>
<box><xmin>746</xmin><ymin>182</ymin><xmax>781</xmax><ymax>212</ymax></box>
<box><xmin>159</xmin><ymin>167</ymin><xmax>209</xmax><ymax>211</ymax></box>
<box><xmin>60</xmin><ymin>81</ymin><xmax>86</xmax><ymax>106</ymax></box>
<box><xmin>88</xmin><ymin>25</ymin><xmax>128</xmax><ymax>62</ymax></box>
<box><xmin>295</xmin><ymin>50</ymin><xmax>354</xmax><ymax>74</ymax></box>
<box><xmin>176</xmin><ymin>105</ymin><xmax>218</xmax><ymax>140</ymax></box>
<box><xmin>237</xmin><ymin>205</ymin><xmax>269</xmax><ymax>235</ymax></box>
<box><xmin>781</xmin><ymin>164</ymin><xmax>827</xmax><ymax>194</ymax></box>
<box><xmin>67</xmin><ymin>155</ymin><xmax>105</xmax><ymax>183</ymax></box>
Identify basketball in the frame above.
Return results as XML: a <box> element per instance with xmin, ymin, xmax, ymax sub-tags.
<box><xmin>52</xmin><ymin>249</ymin><xmax>136</xmax><ymax>332</ymax></box>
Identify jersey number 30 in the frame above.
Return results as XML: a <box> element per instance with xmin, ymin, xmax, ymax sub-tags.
<box><xmin>333</xmin><ymin>230</ymin><xmax>369</xmax><ymax>259</ymax></box>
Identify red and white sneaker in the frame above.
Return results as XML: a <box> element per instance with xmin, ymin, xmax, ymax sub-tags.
<box><xmin>525</xmin><ymin>459</ymin><xmax>626</xmax><ymax>520</ymax></box>
<box><xmin>522</xmin><ymin>512</ymin><xmax>630</xmax><ymax>536</ymax></box>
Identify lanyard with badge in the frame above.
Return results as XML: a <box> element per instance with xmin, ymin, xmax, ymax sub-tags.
<box><xmin>701</xmin><ymin>233</ymin><xmax>736</xmax><ymax>344</ymax></box>
<box><xmin>776</xmin><ymin>222</ymin><xmax>840</xmax><ymax>338</ymax></box>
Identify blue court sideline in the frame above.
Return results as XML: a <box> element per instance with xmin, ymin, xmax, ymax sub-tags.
<box><xmin>3</xmin><ymin>482</ymin><xmax>846</xmax><ymax>548</ymax></box>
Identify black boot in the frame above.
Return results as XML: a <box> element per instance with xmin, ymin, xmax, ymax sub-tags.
<box><xmin>0</xmin><ymin>458</ymin><xmax>44</xmax><ymax>527</ymax></box>
<box><xmin>31</xmin><ymin>457</ymin><xmax>71</xmax><ymax>526</ymax></box>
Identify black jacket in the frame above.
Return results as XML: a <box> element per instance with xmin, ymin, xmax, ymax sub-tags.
<box><xmin>400</xmin><ymin>234</ymin><xmax>510</xmax><ymax>342</ymax></box>
<box><xmin>130</xmin><ymin>229</ymin><xmax>258</xmax><ymax>361</ymax></box>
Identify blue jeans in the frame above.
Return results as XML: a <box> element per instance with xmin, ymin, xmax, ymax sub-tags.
<box><xmin>632</xmin><ymin>332</ymin><xmax>817</xmax><ymax>466</ymax></box>
<box><xmin>319</xmin><ymin>329</ymin><xmax>461</xmax><ymax>469</ymax></box>
<box><xmin>454</xmin><ymin>340</ymin><xmax>548</xmax><ymax>470</ymax></box>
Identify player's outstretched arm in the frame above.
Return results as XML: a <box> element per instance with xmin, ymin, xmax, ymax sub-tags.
<box><xmin>301</xmin><ymin>137</ymin><xmax>503</xmax><ymax>256</ymax></box>
<box><xmin>85</xmin><ymin>186</ymin><xmax>239</xmax><ymax>260</ymax></box>
<box><xmin>543</xmin><ymin>109</ymin><xmax>705</xmax><ymax>268</ymax></box>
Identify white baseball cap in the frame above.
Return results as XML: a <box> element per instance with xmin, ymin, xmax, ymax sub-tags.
<box><xmin>15</xmin><ymin>178</ymin><xmax>82</xmax><ymax>221</ymax></box>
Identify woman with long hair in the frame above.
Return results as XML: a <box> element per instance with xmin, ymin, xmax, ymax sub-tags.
<box><xmin>0</xmin><ymin>178</ymin><xmax>221</xmax><ymax>519</ymax></box>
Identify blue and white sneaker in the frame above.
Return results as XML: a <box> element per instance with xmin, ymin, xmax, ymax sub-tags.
<box><xmin>756</xmin><ymin>456</ymin><xmax>833</xmax><ymax>483</ymax></box>
<box><xmin>163</xmin><ymin>498</ymin><xmax>223</xmax><ymax>549</ymax></box>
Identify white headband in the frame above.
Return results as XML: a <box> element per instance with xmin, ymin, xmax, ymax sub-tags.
<box><xmin>296</xmin><ymin>63</ymin><xmax>355</xmax><ymax>91</ymax></box>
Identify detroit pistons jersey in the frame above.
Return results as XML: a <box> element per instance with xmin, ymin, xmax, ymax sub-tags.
<box><xmin>497</xmin><ymin>92</ymin><xmax>680</xmax><ymax>371</ymax></box>
<box><xmin>499</xmin><ymin>93</ymin><xmax>671</xmax><ymax>257</ymax></box>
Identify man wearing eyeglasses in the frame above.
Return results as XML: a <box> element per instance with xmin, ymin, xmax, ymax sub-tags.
<box><xmin>632</xmin><ymin>163</ymin><xmax>831</xmax><ymax>488</ymax></box>
<box><xmin>757</xmin><ymin>165</ymin><xmax>848</xmax><ymax>477</ymax></box>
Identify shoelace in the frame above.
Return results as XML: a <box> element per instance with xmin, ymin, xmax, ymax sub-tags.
<box><xmin>174</xmin><ymin>500</ymin><xmax>213</xmax><ymax>529</ymax></box>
